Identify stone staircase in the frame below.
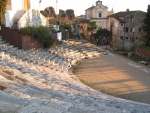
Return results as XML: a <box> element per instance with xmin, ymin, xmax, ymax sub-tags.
<box><xmin>0</xmin><ymin>37</ymin><xmax>150</xmax><ymax>113</ymax></box>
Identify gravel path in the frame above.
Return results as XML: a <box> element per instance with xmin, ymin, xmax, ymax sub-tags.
<box><xmin>73</xmin><ymin>51</ymin><xmax>150</xmax><ymax>104</ymax></box>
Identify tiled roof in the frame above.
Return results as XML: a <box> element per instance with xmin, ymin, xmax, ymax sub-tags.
<box><xmin>107</xmin><ymin>11</ymin><xmax>139</xmax><ymax>22</ymax></box>
<box><xmin>85</xmin><ymin>6</ymin><xmax>94</xmax><ymax>11</ymax></box>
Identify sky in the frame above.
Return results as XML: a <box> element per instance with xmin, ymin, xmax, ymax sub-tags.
<box><xmin>37</xmin><ymin>0</ymin><xmax>150</xmax><ymax>16</ymax></box>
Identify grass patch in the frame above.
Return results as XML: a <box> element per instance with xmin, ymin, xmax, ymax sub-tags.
<box><xmin>130</xmin><ymin>54</ymin><xmax>148</xmax><ymax>61</ymax></box>
<box><xmin>138</xmin><ymin>45</ymin><xmax>150</xmax><ymax>51</ymax></box>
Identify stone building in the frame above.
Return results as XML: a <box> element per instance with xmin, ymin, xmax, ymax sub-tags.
<box><xmin>107</xmin><ymin>10</ymin><xmax>146</xmax><ymax>50</ymax></box>
<box><xmin>108</xmin><ymin>8</ymin><xmax>114</xmax><ymax>16</ymax></box>
<box><xmin>85</xmin><ymin>0</ymin><xmax>108</xmax><ymax>28</ymax></box>
<box><xmin>4</xmin><ymin>0</ymin><xmax>48</xmax><ymax>29</ymax></box>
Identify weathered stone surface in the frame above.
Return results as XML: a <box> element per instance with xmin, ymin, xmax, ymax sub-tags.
<box><xmin>0</xmin><ymin>101</ymin><xmax>20</xmax><ymax>113</ymax></box>
<box><xmin>0</xmin><ymin>39</ymin><xmax>150</xmax><ymax>113</ymax></box>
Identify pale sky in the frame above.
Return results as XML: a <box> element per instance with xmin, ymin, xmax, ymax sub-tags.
<box><xmin>37</xmin><ymin>0</ymin><xmax>150</xmax><ymax>16</ymax></box>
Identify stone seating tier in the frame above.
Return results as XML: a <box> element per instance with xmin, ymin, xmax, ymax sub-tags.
<box><xmin>2</xmin><ymin>39</ymin><xmax>146</xmax><ymax>113</ymax></box>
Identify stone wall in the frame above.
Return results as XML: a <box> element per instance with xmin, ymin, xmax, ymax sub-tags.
<box><xmin>124</xmin><ymin>11</ymin><xmax>146</xmax><ymax>48</ymax></box>
<box><xmin>18</xmin><ymin>9</ymin><xmax>49</xmax><ymax>29</ymax></box>
<box><xmin>135</xmin><ymin>48</ymin><xmax>150</xmax><ymax>59</ymax></box>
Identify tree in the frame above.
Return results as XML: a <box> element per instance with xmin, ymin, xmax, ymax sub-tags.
<box><xmin>0</xmin><ymin>0</ymin><xmax>8</xmax><ymax>24</ymax></box>
<box><xmin>143</xmin><ymin>5</ymin><xmax>150</xmax><ymax>46</ymax></box>
<box><xmin>87</xmin><ymin>21</ymin><xmax>97</xmax><ymax>32</ymax></box>
<box><xmin>59</xmin><ymin>9</ymin><xmax>66</xmax><ymax>18</ymax></box>
<box><xmin>87</xmin><ymin>21</ymin><xmax>97</xmax><ymax>42</ymax></box>
<box><xmin>40</xmin><ymin>6</ymin><xmax>56</xmax><ymax>18</ymax></box>
<box><xmin>94</xmin><ymin>28</ymin><xmax>111</xmax><ymax>45</ymax></box>
<box><xmin>66</xmin><ymin>9</ymin><xmax>75</xmax><ymax>20</ymax></box>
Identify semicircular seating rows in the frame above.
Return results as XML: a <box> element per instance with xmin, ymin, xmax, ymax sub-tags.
<box><xmin>0</xmin><ymin>37</ymin><xmax>150</xmax><ymax>113</ymax></box>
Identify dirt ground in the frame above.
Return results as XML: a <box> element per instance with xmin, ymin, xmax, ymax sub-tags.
<box><xmin>73</xmin><ymin>52</ymin><xmax>150</xmax><ymax>104</ymax></box>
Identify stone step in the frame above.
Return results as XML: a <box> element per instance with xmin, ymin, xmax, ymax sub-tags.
<box><xmin>0</xmin><ymin>100</ymin><xmax>20</xmax><ymax>113</ymax></box>
<box><xmin>0</xmin><ymin>91</ymin><xmax>28</xmax><ymax>106</ymax></box>
<box><xmin>18</xmin><ymin>99</ymin><xmax>64</xmax><ymax>113</ymax></box>
<box><xmin>0</xmin><ymin>51</ymin><xmax>5</xmax><ymax>56</ymax></box>
<box><xmin>38</xmin><ymin>54</ymin><xmax>51</xmax><ymax>62</ymax></box>
<box><xmin>27</xmin><ymin>55</ymin><xmax>37</xmax><ymax>62</ymax></box>
<box><xmin>55</xmin><ymin>58</ymin><xmax>64</xmax><ymax>65</ymax></box>
<box><xmin>46</xmin><ymin>54</ymin><xmax>57</xmax><ymax>61</ymax></box>
<box><xmin>6</xmin><ymin>47</ymin><xmax>18</xmax><ymax>53</ymax></box>
<box><xmin>35</xmin><ymin>53</ymin><xmax>46</xmax><ymax>59</ymax></box>
<box><xmin>42</xmin><ymin>60</ymin><xmax>51</xmax><ymax>67</ymax></box>
<box><xmin>50</xmin><ymin>56</ymin><xmax>61</xmax><ymax>64</ymax></box>
<box><xmin>1</xmin><ymin>44</ymin><xmax>12</xmax><ymax>50</ymax></box>
<box><xmin>0</xmin><ymin>40</ymin><xmax>6</xmax><ymax>44</ymax></box>
<box><xmin>40</xmin><ymin>53</ymin><xmax>51</xmax><ymax>61</ymax></box>
<box><xmin>70</xmin><ymin>59</ymin><xmax>78</xmax><ymax>65</ymax></box>
<box><xmin>63</xmin><ymin>62</ymin><xmax>71</xmax><ymax>68</ymax></box>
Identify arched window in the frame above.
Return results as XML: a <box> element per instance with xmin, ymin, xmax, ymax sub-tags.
<box><xmin>99</xmin><ymin>13</ymin><xmax>102</xmax><ymax>17</ymax></box>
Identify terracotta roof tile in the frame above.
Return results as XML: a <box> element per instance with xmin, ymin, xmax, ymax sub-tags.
<box><xmin>107</xmin><ymin>11</ymin><xmax>139</xmax><ymax>22</ymax></box>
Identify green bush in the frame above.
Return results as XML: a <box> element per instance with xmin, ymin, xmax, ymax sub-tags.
<box><xmin>43</xmin><ymin>36</ymin><xmax>55</xmax><ymax>48</ymax></box>
<box><xmin>18</xmin><ymin>26</ymin><xmax>55</xmax><ymax>48</ymax></box>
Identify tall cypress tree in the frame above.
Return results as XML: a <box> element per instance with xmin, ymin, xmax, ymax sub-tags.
<box><xmin>143</xmin><ymin>5</ymin><xmax>150</xmax><ymax>46</ymax></box>
<box><xmin>0</xmin><ymin>0</ymin><xmax>8</xmax><ymax>24</ymax></box>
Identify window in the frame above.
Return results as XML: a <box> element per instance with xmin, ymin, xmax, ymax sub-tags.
<box><xmin>126</xmin><ymin>37</ymin><xmax>128</xmax><ymax>40</ymax></box>
<box><xmin>139</xmin><ymin>28</ymin><xmax>141</xmax><ymax>32</ymax></box>
<box><xmin>121</xmin><ymin>23</ymin><xmax>124</xmax><ymax>26</ymax></box>
<box><xmin>126</xmin><ymin>27</ymin><xmax>129</xmax><ymax>32</ymax></box>
<box><xmin>99</xmin><ymin>13</ymin><xmax>102</xmax><ymax>17</ymax></box>
<box><xmin>132</xmin><ymin>37</ymin><xmax>134</xmax><ymax>43</ymax></box>
<box><xmin>130</xmin><ymin>17</ymin><xmax>133</xmax><ymax>22</ymax></box>
<box><xmin>120</xmin><ymin>36</ymin><xmax>123</xmax><ymax>40</ymax></box>
<box><xmin>130</xmin><ymin>28</ymin><xmax>132</xmax><ymax>32</ymax></box>
<box><xmin>136</xmin><ymin>37</ymin><xmax>138</xmax><ymax>40</ymax></box>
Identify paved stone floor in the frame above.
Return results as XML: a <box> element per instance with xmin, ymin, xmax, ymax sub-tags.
<box><xmin>73</xmin><ymin>51</ymin><xmax>150</xmax><ymax>104</ymax></box>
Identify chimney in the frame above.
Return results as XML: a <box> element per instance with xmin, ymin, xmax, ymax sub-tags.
<box><xmin>126</xmin><ymin>8</ymin><xmax>130</xmax><ymax>12</ymax></box>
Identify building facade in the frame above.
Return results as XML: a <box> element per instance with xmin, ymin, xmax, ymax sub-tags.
<box><xmin>107</xmin><ymin>10</ymin><xmax>146</xmax><ymax>50</ymax></box>
<box><xmin>4</xmin><ymin>0</ymin><xmax>48</xmax><ymax>28</ymax></box>
<box><xmin>85</xmin><ymin>0</ymin><xmax>108</xmax><ymax>29</ymax></box>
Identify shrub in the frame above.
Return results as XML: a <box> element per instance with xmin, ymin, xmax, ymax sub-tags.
<box><xmin>43</xmin><ymin>35</ymin><xmax>55</xmax><ymax>48</ymax></box>
<box><xmin>138</xmin><ymin>45</ymin><xmax>150</xmax><ymax>51</ymax></box>
<box><xmin>18</xmin><ymin>26</ymin><xmax>55</xmax><ymax>48</ymax></box>
<box><xmin>19</xmin><ymin>27</ymin><xmax>32</xmax><ymax>35</ymax></box>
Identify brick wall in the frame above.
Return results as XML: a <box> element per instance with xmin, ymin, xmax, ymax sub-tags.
<box><xmin>0</xmin><ymin>24</ymin><xmax>43</xmax><ymax>50</ymax></box>
<box><xmin>0</xmin><ymin>25</ymin><xmax>22</xmax><ymax>48</ymax></box>
<box><xmin>22</xmin><ymin>35</ymin><xmax>43</xmax><ymax>50</ymax></box>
